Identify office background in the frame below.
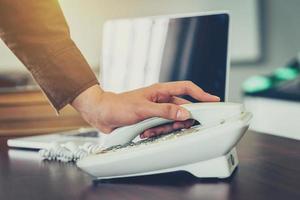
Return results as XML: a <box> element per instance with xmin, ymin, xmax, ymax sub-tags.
<box><xmin>0</xmin><ymin>0</ymin><xmax>299</xmax><ymax>102</ymax></box>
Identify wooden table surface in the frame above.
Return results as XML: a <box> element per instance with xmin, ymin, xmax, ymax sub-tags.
<box><xmin>0</xmin><ymin>131</ymin><xmax>299</xmax><ymax>200</ymax></box>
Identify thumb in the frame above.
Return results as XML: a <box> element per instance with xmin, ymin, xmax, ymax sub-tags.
<box><xmin>143</xmin><ymin>102</ymin><xmax>191</xmax><ymax>121</ymax></box>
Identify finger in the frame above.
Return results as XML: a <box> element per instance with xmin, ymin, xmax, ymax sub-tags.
<box><xmin>141</xmin><ymin>123</ymin><xmax>179</xmax><ymax>138</ymax></box>
<box><xmin>141</xmin><ymin>123</ymin><xmax>175</xmax><ymax>138</ymax></box>
<box><xmin>153</xmin><ymin>81</ymin><xmax>220</xmax><ymax>102</ymax></box>
<box><xmin>170</xmin><ymin>96</ymin><xmax>191</xmax><ymax>105</ymax></box>
<box><xmin>172</xmin><ymin>119</ymin><xmax>195</xmax><ymax>129</ymax></box>
<box><xmin>141</xmin><ymin>102</ymin><xmax>190</xmax><ymax>121</ymax></box>
<box><xmin>140</xmin><ymin>119</ymin><xmax>194</xmax><ymax>138</ymax></box>
<box><xmin>152</xmin><ymin>94</ymin><xmax>190</xmax><ymax>104</ymax></box>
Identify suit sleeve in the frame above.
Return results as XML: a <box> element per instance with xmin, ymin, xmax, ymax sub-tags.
<box><xmin>0</xmin><ymin>0</ymin><xmax>99</xmax><ymax>111</ymax></box>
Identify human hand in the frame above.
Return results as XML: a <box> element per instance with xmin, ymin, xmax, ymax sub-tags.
<box><xmin>72</xmin><ymin>81</ymin><xmax>220</xmax><ymax>138</ymax></box>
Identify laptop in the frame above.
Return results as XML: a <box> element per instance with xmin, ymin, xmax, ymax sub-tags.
<box><xmin>101</xmin><ymin>11</ymin><xmax>230</xmax><ymax>101</ymax></box>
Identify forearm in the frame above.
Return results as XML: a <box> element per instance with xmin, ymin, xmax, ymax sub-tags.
<box><xmin>0</xmin><ymin>0</ymin><xmax>98</xmax><ymax>111</ymax></box>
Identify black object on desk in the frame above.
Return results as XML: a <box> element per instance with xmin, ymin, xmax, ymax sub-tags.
<box><xmin>0</xmin><ymin>131</ymin><xmax>299</xmax><ymax>200</ymax></box>
<box><xmin>243</xmin><ymin>57</ymin><xmax>300</xmax><ymax>102</ymax></box>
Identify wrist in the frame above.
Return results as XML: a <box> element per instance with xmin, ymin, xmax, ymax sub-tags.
<box><xmin>71</xmin><ymin>84</ymin><xmax>105</xmax><ymax>112</ymax></box>
<box><xmin>71</xmin><ymin>84</ymin><xmax>118</xmax><ymax>133</ymax></box>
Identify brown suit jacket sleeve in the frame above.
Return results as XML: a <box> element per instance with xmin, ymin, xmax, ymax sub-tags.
<box><xmin>0</xmin><ymin>0</ymin><xmax>99</xmax><ymax>111</ymax></box>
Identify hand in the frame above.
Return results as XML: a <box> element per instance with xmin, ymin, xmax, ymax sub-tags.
<box><xmin>71</xmin><ymin>81</ymin><xmax>220</xmax><ymax>138</ymax></box>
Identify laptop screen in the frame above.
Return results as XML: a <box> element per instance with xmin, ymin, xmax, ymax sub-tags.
<box><xmin>159</xmin><ymin>14</ymin><xmax>229</xmax><ymax>101</ymax></box>
<box><xmin>101</xmin><ymin>13</ymin><xmax>229</xmax><ymax>101</ymax></box>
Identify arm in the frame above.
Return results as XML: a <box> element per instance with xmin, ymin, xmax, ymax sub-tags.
<box><xmin>0</xmin><ymin>0</ymin><xmax>98</xmax><ymax>111</ymax></box>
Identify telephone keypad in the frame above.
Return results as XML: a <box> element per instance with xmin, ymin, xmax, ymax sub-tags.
<box><xmin>100</xmin><ymin>125</ymin><xmax>201</xmax><ymax>154</ymax></box>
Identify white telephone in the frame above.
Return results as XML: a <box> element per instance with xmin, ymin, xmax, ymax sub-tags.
<box><xmin>77</xmin><ymin>102</ymin><xmax>252</xmax><ymax>180</ymax></box>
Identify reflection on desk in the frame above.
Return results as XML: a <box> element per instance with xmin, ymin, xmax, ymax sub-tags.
<box><xmin>0</xmin><ymin>132</ymin><xmax>299</xmax><ymax>200</ymax></box>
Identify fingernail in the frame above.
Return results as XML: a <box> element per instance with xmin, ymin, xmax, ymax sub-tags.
<box><xmin>208</xmin><ymin>94</ymin><xmax>220</xmax><ymax>101</ymax></box>
<box><xmin>176</xmin><ymin>109</ymin><xmax>190</xmax><ymax>120</ymax></box>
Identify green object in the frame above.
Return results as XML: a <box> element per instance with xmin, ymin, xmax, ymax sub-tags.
<box><xmin>243</xmin><ymin>76</ymin><xmax>272</xmax><ymax>93</ymax></box>
<box><xmin>274</xmin><ymin>67</ymin><xmax>298</xmax><ymax>80</ymax></box>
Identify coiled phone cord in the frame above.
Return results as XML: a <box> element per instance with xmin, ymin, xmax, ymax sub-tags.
<box><xmin>39</xmin><ymin>142</ymin><xmax>103</xmax><ymax>162</ymax></box>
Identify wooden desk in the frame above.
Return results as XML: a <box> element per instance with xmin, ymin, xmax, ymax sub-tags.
<box><xmin>0</xmin><ymin>131</ymin><xmax>299</xmax><ymax>200</ymax></box>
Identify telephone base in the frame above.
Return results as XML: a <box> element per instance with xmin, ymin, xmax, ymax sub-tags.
<box><xmin>183</xmin><ymin>147</ymin><xmax>238</xmax><ymax>179</ymax></box>
<box><xmin>93</xmin><ymin>148</ymin><xmax>238</xmax><ymax>181</ymax></box>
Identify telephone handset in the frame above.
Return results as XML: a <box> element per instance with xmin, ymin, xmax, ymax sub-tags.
<box><xmin>100</xmin><ymin>102</ymin><xmax>245</xmax><ymax>148</ymax></box>
<box><xmin>77</xmin><ymin>102</ymin><xmax>252</xmax><ymax>180</ymax></box>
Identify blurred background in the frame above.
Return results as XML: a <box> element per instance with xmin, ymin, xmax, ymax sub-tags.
<box><xmin>1</xmin><ymin>0</ymin><xmax>300</xmax><ymax>101</ymax></box>
<box><xmin>0</xmin><ymin>0</ymin><xmax>299</xmax><ymax>138</ymax></box>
